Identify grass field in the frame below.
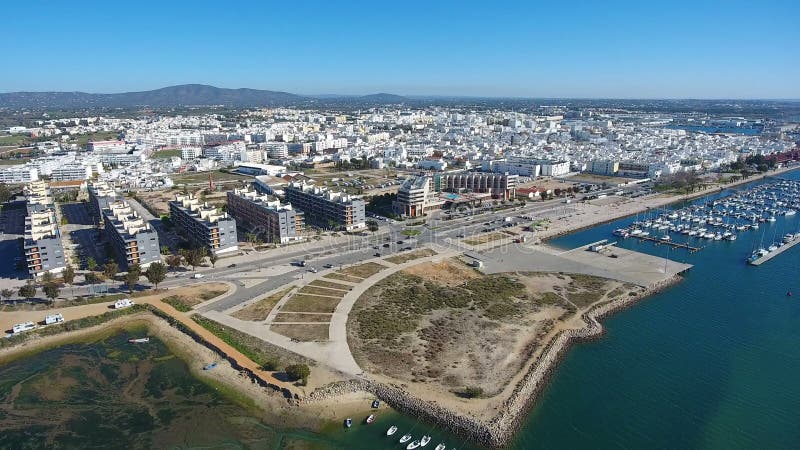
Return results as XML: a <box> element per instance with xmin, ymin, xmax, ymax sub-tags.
<box><xmin>0</xmin><ymin>158</ymin><xmax>29</xmax><ymax>165</ymax></box>
<box><xmin>280</xmin><ymin>294</ymin><xmax>342</xmax><ymax>313</ymax></box>
<box><xmin>307</xmin><ymin>280</ymin><xmax>352</xmax><ymax>291</ymax></box>
<box><xmin>272</xmin><ymin>313</ymin><xmax>331</xmax><ymax>323</ymax></box>
<box><xmin>297</xmin><ymin>286</ymin><xmax>346</xmax><ymax>297</ymax></box>
<box><xmin>338</xmin><ymin>262</ymin><xmax>387</xmax><ymax>279</ymax></box>
<box><xmin>232</xmin><ymin>287</ymin><xmax>294</xmax><ymax>321</ymax></box>
<box><xmin>270</xmin><ymin>324</ymin><xmax>329</xmax><ymax>342</ymax></box>
<box><xmin>172</xmin><ymin>170</ymin><xmax>252</xmax><ymax>184</ymax></box>
<box><xmin>401</xmin><ymin>229</ymin><xmax>421</xmax><ymax>236</ymax></box>
<box><xmin>151</xmin><ymin>149</ymin><xmax>181</xmax><ymax>159</ymax></box>
<box><xmin>385</xmin><ymin>248</ymin><xmax>437</xmax><ymax>264</ymax></box>
<box><xmin>323</xmin><ymin>273</ymin><xmax>363</xmax><ymax>283</ymax></box>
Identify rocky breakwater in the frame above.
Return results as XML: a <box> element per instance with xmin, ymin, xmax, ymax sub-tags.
<box><xmin>485</xmin><ymin>275</ymin><xmax>682</xmax><ymax>447</ymax></box>
<box><xmin>305</xmin><ymin>276</ymin><xmax>682</xmax><ymax>448</ymax></box>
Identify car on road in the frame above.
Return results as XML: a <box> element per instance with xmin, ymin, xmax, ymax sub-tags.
<box><xmin>373</xmin><ymin>245</ymin><xmax>379</xmax><ymax>249</ymax></box>
<box><xmin>382</xmin><ymin>243</ymin><xmax>390</xmax><ymax>248</ymax></box>
<box><xmin>323</xmin><ymin>263</ymin><xmax>334</xmax><ymax>269</ymax></box>
<box><xmin>403</xmin><ymin>246</ymin><xmax>413</xmax><ymax>251</ymax></box>
<box><xmin>374</xmin><ymin>252</ymin><xmax>381</xmax><ymax>257</ymax></box>
<box><xmin>227</xmin><ymin>263</ymin><xmax>237</xmax><ymax>268</ymax></box>
<box><xmin>308</xmin><ymin>267</ymin><xmax>317</xmax><ymax>273</ymax></box>
<box><xmin>192</xmin><ymin>273</ymin><xmax>205</xmax><ymax>279</ymax></box>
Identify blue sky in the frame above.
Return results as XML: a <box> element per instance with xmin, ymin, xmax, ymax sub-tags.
<box><xmin>2</xmin><ymin>0</ymin><xmax>798</xmax><ymax>98</ymax></box>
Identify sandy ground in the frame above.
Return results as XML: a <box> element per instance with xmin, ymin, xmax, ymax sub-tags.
<box><xmin>350</xmin><ymin>259</ymin><xmax>644</xmax><ymax>419</ymax></box>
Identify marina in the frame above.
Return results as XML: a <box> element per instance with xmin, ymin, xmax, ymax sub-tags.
<box><xmin>611</xmin><ymin>177</ymin><xmax>800</xmax><ymax>266</ymax></box>
<box><xmin>747</xmin><ymin>234</ymin><xmax>800</xmax><ymax>265</ymax></box>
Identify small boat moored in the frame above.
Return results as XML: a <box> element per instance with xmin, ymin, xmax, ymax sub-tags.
<box><xmin>344</xmin><ymin>418</ymin><xmax>352</xmax><ymax>428</ymax></box>
<box><xmin>420</xmin><ymin>435</ymin><xmax>432</xmax><ymax>447</ymax></box>
<box><xmin>365</xmin><ymin>414</ymin><xmax>375</xmax><ymax>424</ymax></box>
<box><xmin>203</xmin><ymin>362</ymin><xmax>218</xmax><ymax>370</ymax></box>
<box><xmin>399</xmin><ymin>434</ymin><xmax>412</xmax><ymax>443</ymax></box>
<box><xmin>434</xmin><ymin>444</ymin><xmax>446</xmax><ymax>450</ymax></box>
<box><xmin>128</xmin><ymin>337</ymin><xmax>150</xmax><ymax>344</ymax></box>
<box><xmin>406</xmin><ymin>441</ymin><xmax>421</xmax><ymax>450</ymax></box>
<box><xmin>386</xmin><ymin>425</ymin><xmax>398</xmax><ymax>436</ymax></box>
<box><xmin>372</xmin><ymin>399</ymin><xmax>380</xmax><ymax>408</ymax></box>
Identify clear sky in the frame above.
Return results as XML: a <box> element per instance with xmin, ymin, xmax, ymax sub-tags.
<box><xmin>2</xmin><ymin>0</ymin><xmax>799</xmax><ymax>98</ymax></box>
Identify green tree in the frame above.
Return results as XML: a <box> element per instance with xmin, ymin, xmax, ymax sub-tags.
<box><xmin>366</xmin><ymin>220</ymin><xmax>379</xmax><ymax>234</ymax></box>
<box><xmin>41</xmin><ymin>271</ymin><xmax>54</xmax><ymax>285</ymax></box>
<box><xmin>127</xmin><ymin>263</ymin><xmax>142</xmax><ymax>278</ymax></box>
<box><xmin>166</xmin><ymin>253</ymin><xmax>183</xmax><ymax>271</ymax></box>
<box><xmin>43</xmin><ymin>283</ymin><xmax>60</xmax><ymax>303</ymax></box>
<box><xmin>62</xmin><ymin>265</ymin><xmax>75</xmax><ymax>285</ymax></box>
<box><xmin>0</xmin><ymin>183</ymin><xmax>12</xmax><ymax>204</ymax></box>
<box><xmin>145</xmin><ymin>262</ymin><xmax>167</xmax><ymax>289</ymax></box>
<box><xmin>124</xmin><ymin>271</ymin><xmax>139</xmax><ymax>293</ymax></box>
<box><xmin>208</xmin><ymin>253</ymin><xmax>218</xmax><ymax>268</ymax></box>
<box><xmin>18</xmin><ymin>282</ymin><xmax>36</xmax><ymax>301</ymax></box>
<box><xmin>103</xmin><ymin>261</ymin><xmax>119</xmax><ymax>280</ymax></box>
<box><xmin>182</xmin><ymin>248</ymin><xmax>203</xmax><ymax>271</ymax></box>
<box><xmin>1</xmin><ymin>288</ymin><xmax>13</xmax><ymax>303</ymax></box>
<box><xmin>284</xmin><ymin>364</ymin><xmax>311</xmax><ymax>385</ymax></box>
<box><xmin>160</xmin><ymin>245</ymin><xmax>171</xmax><ymax>255</ymax></box>
<box><xmin>86</xmin><ymin>256</ymin><xmax>97</xmax><ymax>271</ymax></box>
<box><xmin>84</xmin><ymin>272</ymin><xmax>100</xmax><ymax>285</ymax></box>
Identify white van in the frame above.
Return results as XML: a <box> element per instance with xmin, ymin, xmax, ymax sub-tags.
<box><xmin>45</xmin><ymin>313</ymin><xmax>64</xmax><ymax>325</ymax></box>
<box><xmin>12</xmin><ymin>322</ymin><xmax>36</xmax><ymax>334</ymax></box>
<box><xmin>114</xmin><ymin>298</ymin><xmax>134</xmax><ymax>309</ymax></box>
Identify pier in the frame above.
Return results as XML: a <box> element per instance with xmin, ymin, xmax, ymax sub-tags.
<box><xmin>630</xmin><ymin>235</ymin><xmax>702</xmax><ymax>253</ymax></box>
<box><xmin>748</xmin><ymin>238</ymin><xmax>800</xmax><ymax>266</ymax></box>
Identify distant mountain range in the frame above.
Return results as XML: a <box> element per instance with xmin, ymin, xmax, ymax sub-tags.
<box><xmin>0</xmin><ymin>84</ymin><xmax>410</xmax><ymax>109</ymax></box>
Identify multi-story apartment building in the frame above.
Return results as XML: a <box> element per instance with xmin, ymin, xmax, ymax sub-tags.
<box><xmin>87</xmin><ymin>181</ymin><xmax>119</xmax><ymax>224</ymax></box>
<box><xmin>87</xmin><ymin>140</ymin><xmax>125</xmax><ymax>153</ymax></box>
<box><xmin>22</xmin><ymin>181</ymin><xmax>66</xmax><ymax>277</ymax></box>
<box><xmin>395</xmin><ymin>176</ymin><xmax>436</xmax><ymax>217</ymax></box>
<box><xmin>226</xmin><ymin>188</ymin><xmax>303</xmax><ymax>244</ymax></box>
<box><xmin>0</xmin><ymin>165</ymin><xmax>38</xmax><ymax>183</ymax></box>
<box><xmin>169</xmin><ymin>194</ymin><xmax>238</xmax><ymax>255</ymax></box>
<box><xmin>482</xmin><ymin>157</ymin><xmax>571</xmax><ymax>177</ymax></box>
<box><xmin>102</xmin><ymin>200</ymin><xmax>161</xmax><ymax>269</ymax></box>
<box><xmin>50</xmin><ymin>163</ymin><xmax>93</xmax><ymax>181</ymax></box>
<box><xmin>284</xmin><ymin>182</ymin><xmax>366</xmax><ymax>231</ymax></box>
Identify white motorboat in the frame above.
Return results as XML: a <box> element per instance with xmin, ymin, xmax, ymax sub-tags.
<box><xmin>387</xmin><ymin>426</ymin><xmax>398</xmax><ymax>436</ymax></box>
<box><xmin>434</xmin><ymin>444</ymin><xmax>446</xmax><ymax>450</ymax></box>
<box><xmin>407</xmin><ymin>441</ymin><xmax>421</xmax><ymax>450</ymax></box>
<box><xmin>420</xmin><ymin>436</ymin><xmax>432</xmax><ymax>446</ymax></box>
<box><xmin>399</xmin><ymin>434</ymin><xmax>413</xmax><ymax>444</ymax></box>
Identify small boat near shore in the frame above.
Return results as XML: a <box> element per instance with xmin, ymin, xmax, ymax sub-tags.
<box><xmin>406</xmin><ymin>441</ymin><xmax>421</xmax><ymax>449</ymax></box>
<box><xmin>434</xmin><ymin>444</ymin><xmax>446</xmax><ymax>450</ymax></box>
<box><xmin>128</xmin><ymin>337</ymin><xmax>150</xmax><ymax>344</ymax></box>
<box><xmin>387</xmin><ymin>425</ymin><xmax>398</xmax><ymax>436</ymax></box>
<box><xmin>420</xmin><ymin>435</ymin><xmax>432</xmax><ymax>446</ymax></box>
<box><xmin>365</xmin><ymin>414</ymin><xmax>375</xmax><ymax>424</ymax></box>
<box><xmin>203</xmin><ymin>362</ymin><xmax>218</xmax><ymax>370</ymax></box>
<box><xmin>399</xmin><ymin>434</ymin><xmax>412</xmax><ymax>443</ymax></box>
<box><xmin>344</xmin><ymin>418</ymin><xmax>352</xmax><ymax>428</ymax></box>
<box><xmin>372</xmin><ymin>399</ymin><xmax>380</xmax><ymax>408</ymax></box>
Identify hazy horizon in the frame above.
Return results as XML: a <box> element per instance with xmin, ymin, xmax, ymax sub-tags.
<box><xmin>1</xmin><ymin>1</ymin><xmax>798</xmax><ymax>99</ymax></box>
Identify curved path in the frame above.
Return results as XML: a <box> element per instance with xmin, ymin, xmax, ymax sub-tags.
<box><xmin>201</xmin><ymin>245</ymin><xmax>458</xmax><ymax>376</ymax></box>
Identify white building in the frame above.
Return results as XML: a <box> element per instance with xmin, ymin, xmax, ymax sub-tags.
<box><xmin>181</xmin><ymin>147</ymin><xmax>202</xmax><ymax>160</ymax></box>
<box><xmin>0</xmin><ymin>165</ymin><xmax>39</xmax><ymax>183</ymax></box>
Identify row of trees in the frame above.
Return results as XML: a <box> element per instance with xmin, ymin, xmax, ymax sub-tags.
<box><xmin>164</xmin><ymin>247</ymin><xmax>218</xmax><ymax>271</ymax></box>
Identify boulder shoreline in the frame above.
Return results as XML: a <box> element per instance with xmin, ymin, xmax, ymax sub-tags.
<box><xmin>303</xmin><ymin>275</ymin><xmax>682</xmax><ymax>448</ymax></box>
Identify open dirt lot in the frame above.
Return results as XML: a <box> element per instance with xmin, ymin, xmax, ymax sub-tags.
<box><xmin>337</xmin><ymin>262</ymin><xmax>387</xmax><ymax>279</ymax></box>
<box><xmin>385</xmin><ymin>248</ymin><xmax>437</xmax><ymax>264</ymax></box>
<box><xmin>281</xmin><ymin>294</ymin><xmax>342</xmax><ymax>313</ymax></box>
<box><xmin>348</xmin><ymin>258</ymin><xmax>642</xmax><ymax>397</ymax></box>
